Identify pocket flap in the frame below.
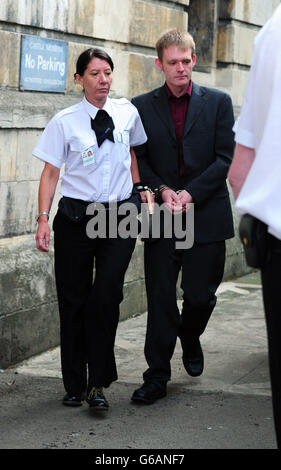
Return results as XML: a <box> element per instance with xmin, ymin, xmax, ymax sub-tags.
<box><xmin>70</xmin><ymin>137</ymin><xmax>96</xmax><ymax>152</ymax></box>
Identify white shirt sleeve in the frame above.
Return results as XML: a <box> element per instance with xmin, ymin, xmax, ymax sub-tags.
<box><xmin>32</xmin><ymin>116</ymin><xmax>66</xmax><ymax>169</ymax></box>
<box><xmin>233</xmin><ymin>60</ymin><xmax>256</xmax><ymax>149</ymax></box>
<box><xmin>129</xmin><ymin>107</ymin><xmax>147</xmax><ymax>147</ymax></box>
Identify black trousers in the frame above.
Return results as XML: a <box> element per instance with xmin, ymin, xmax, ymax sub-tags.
<box><xmin>261</xmin><ymin>235</ymin><xmax>281</xmax><ymax>449</ymax></box>
<box><xmin>143</xmin><ymin>236</ymin><xmax>226</xmax><ymax>383</ymax></box>
<box><xmin>53</xmin><ymin>210</ymin><xmax>136</xmax><ymax>395</ymax></box>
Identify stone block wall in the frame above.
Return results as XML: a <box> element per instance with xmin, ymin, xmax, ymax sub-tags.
<box><xmin>0</xmin><ymin>0</ymin><xmax>279</xmax><ymax>367</ymax></box>
<box><xmin>216</xmin><ymin>0</ymin><xmax>280</xmax><ymax>108</ymax></box>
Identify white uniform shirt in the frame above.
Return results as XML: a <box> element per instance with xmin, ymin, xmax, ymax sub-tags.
<box><xmin>233</xmin><ymin>4</ymin><xmax>281</xmax><ymax>239</ymax></box>
<box><xmin>33</xmin><ymin>96</ymin><xmax>147</xmax><ymax>202</ymax></box>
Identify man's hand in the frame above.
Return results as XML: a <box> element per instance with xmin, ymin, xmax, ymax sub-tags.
<box><xmin>161</xmin><ymin>188</ymin><xmax>180</xmax><ymax>213</ymax></box>
<box><xmin>161</xmin><ymin>189</ymin><xmax>192</xmax><ymax>213</ymax></box>
<box><xmin>177</xmin><ymin>190</ymin><xmax>193</xmax><ymax>212</ymax></box>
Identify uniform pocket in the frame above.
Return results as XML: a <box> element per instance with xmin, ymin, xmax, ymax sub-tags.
<box><xmin>69</xmin><ymin>137</ymin><xmax>97</xmax><ymax>170</ymax></box>
<box><xmin>116</xmin><ymin>130</ymin><xmax>130</xmax><ymax>147</ymax></box>
<box><xmin>69</xmin><ymin>136</ymin><xmax>96</xmax><ymax>152</ymax></box>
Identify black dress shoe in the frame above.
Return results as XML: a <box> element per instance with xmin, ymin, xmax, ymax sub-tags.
<box><xmin>181</xmin><ymin>337</ymin><xmax>204</xmax><ymax>377</ymax></box>
<box><xmin>86</xmin><ymin>387</ymin><xmax>109</xmax><ymax>411</ymax></box>
<box><xmin>63</xmin><ymin>393</ymin><xmax>84</xmax><ymax>406</ymax></box>
<box><xmin>131</xmin><ymin>381</ymin><xmax>167</xmax><ymax>405</ymax></box>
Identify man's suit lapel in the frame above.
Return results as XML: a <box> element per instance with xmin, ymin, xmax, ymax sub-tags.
<box><xmin>184</xmin><ymin>83</ymin><xmax>207</xmax><ymax>136</ymax></box>
<box><xmin>151</xmin><ymin>84</ymin><xmax>207</xmax><ymax>139</ymax></box>
<box><xmin>152</xmin><ymin>86</ymin><xmax>176</xmax><ymax>141</ymax></box>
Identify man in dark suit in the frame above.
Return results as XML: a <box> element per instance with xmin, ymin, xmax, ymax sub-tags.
<box><xmin>131</xmin><ymin>29</ymin><xmax>235</xmax><ymax>405</ymax></box>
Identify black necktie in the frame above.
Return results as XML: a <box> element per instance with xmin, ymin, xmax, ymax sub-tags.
<box><xmin>91</xmin><ymin>109</ymin><xmax>115</xmax><ymax>147</ymax></box>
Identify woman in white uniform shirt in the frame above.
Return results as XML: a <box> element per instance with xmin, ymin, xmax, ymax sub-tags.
<box><xmin>33</xmin><ymin>48</ymin><xmax>147</xmax><ymax>411</ymax></box>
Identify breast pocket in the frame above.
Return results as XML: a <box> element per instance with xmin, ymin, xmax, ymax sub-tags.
<box><xmin>115</xmin><ymin>130</ymin><xmax>131</xmax><ymax>168</ymax></box>
<box><xmin>116</xmin><ymin>130</ymin><xmax>130</xmax><ymax>147</ymax></box>
<box><xmin>69</xmin><ymin>138</ymin><xmax>97</xmax><ymax>171</ymax></box>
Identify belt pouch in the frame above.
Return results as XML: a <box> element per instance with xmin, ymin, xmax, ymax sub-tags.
<box><xmin>58</xmin><ymin>196</ymin><xmax>87</xmax><ymax>222</ymax></box>
<box><xmin>239</xmin><ymin>213</ymin><xmax>269</xmax><ymax>268</ymax></box>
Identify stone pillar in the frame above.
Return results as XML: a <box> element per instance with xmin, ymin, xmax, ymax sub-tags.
<box><xmin>188</xmin><ymin>0</ymin><xmax>218</xmax><ymax>73</ymax></box>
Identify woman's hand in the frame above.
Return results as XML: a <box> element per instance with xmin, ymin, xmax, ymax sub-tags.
<box><xmin>35</xmin><ymin>162</ymin><xmax>60</xmax><ymax>252</ymax></box>
<box><xmin>140</xmin><ymin>190</ymin><xmax>155</xmax><ymax>217</ymax></box>
<box><xmin>36</xmin><ymin>217</ymin><xmax>50</xmax><ymax>252</ymax></box>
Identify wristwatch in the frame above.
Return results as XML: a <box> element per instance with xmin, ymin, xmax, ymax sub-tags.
<box><xmin>36</xmin><ymin>211</ymin><xmax>49</xmax><ymax>222</ymax></box>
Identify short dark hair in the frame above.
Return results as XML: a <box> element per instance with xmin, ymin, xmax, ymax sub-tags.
<box><xmin>74</xmin><ymin>48</ymin><xmax>114</xmax><ymax>77</ymax></box>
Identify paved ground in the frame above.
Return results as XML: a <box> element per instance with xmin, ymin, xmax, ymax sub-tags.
<box><xmin>0</xmin><ymin>271</ymin><xmax>279</xmax><ymax>456</ymax></box>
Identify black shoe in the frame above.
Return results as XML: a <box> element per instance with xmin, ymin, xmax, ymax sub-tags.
<box><xmin>131</xmin><ymin>381</ymin><xmax>167</xmax><ymax>405</ymax></box>
<box><xmin>63</xmin><ymin>393</ymin><xmax>85</xmax><ymax>406</ymax></box>
<box><xmin>181</xmin><ymin>337</ymin><xmax>204</xmax><ymax>377</ymax></box>
<box><xmin>86</xmin><ymin>387</ymin><xmax>109</xmax><ymax>411</ymax></box>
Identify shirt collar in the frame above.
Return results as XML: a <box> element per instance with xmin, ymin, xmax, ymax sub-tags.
<box><xmin>165</xmin><ymin>80</ymin><xmax>193</xmax><ymax>99</ymax></box>
<box><xmin>83</xmin><ymin>95</ymin><xmax>113</xmax><ymax>119</ymax></box>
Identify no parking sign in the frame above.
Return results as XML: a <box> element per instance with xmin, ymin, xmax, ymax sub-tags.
<box><xmin>20</xmin><ymin>35</ymin><xmax>68</xmax><ymax>93</ymax></box>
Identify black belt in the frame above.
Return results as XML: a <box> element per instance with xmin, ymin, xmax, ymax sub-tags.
<box><xmin>63</xmin><ymin>195</ymin><xmax>135</xmax><ymax>210</ymax></box>
<box><xmin>58</xmin><ymin>193</ymin><xmax>140</xmax><ymax>223</ymax></box>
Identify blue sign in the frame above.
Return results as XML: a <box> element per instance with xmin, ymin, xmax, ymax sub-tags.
<box><xmin>20</xmin><ymin>35</ymin><xmax>68</xmax><ymax>92</ymax></box>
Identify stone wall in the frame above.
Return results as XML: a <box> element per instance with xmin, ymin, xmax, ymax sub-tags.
<box><xmin>0</xmin><ymin>0</ymin><xmax>279</xmax><ymax>368</ymax></box>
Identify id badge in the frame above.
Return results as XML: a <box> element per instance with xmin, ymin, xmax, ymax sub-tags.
<box><xmin>81</xmin><ymin>147</ymin><xmax>95</xmax><ymax>166</ymax></box>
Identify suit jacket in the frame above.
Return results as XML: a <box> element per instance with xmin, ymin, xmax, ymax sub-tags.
<box><xmin>132</xmin><ymin>83</ymin><xmax>235</xmax><ymax>243</ymax></box>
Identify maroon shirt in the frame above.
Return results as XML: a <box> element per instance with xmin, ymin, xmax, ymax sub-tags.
<box><xmin>165</xmin><ymin>80</ymin><xmax>192</xmax><ymax>182</ymax></box>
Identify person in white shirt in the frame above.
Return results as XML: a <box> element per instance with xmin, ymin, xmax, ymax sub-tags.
<box><xmin>33</xmin><ymin>48</ymin><xmax>147</xmax><ymax>411</ymax></box>
<box><xmin>228</xmin><ymin>4</ymin><xmax>281</xmax><ymax>448</ymax></box>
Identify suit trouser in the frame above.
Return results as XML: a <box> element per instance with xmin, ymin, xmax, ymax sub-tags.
<box><xmin>53</xmin><ymin>210</ymin><xmax>136</xmax><ymax>395</ymax></box>
<box><xmin>143</xmin><ymin>237</ymin><xmax>226</xmax><ymax>383</ymax></box>
<box><xmin>261</xmin><ymin>235</ymin><xmax>281</xmax><ymax>449</ymax></box>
